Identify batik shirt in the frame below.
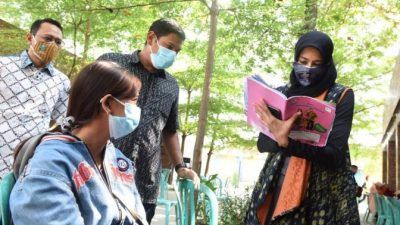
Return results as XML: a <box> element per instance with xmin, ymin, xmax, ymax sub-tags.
<box><xmin>0</xmin><ymin>51</ymin><xmax>70</xmax><ymax>177</ymax></box>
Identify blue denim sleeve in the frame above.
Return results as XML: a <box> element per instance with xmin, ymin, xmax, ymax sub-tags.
<box><xmin>132</xmin><ymin>179</ymin><xmax>147</xmax><ymax>222</ymax></box>
<box><xmin>10</xmin><ymin>145</ymin><xmax>85</xmax><ymax>225</ymax></box>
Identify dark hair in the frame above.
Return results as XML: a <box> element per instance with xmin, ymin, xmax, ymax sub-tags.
<box><xmin>66</xmin><ymin>61</ymin><xmax>141</xmax><ymax>130</ymax></box>
<box><xmin>351</xmin><ymin>165</ymin><xmax>358</xmax><ymax>169</ymax></box>
<box><xmin>30</xmin><ymin>18</ymin><xmax>63</xmax><ymax>35</ymax></box>
<box><xmin>149</xmin><ymin>18</ymin><xmax>185</xmax><ymax>41</ymax></box>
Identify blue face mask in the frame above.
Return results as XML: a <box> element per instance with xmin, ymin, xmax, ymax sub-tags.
<box><xmin>293</xmin><ymin>62</ymin><xmax>324</xmax><ymax>87</ymax></box>
<box><xmin>150</xmin><ymin>37</ymin><xmax>177</xmax><ymax>69</ymax></box>
<box><xmin>107</xmin><ymin>97</ymin><xmax>141</xmax><ymax>139</ymax></box>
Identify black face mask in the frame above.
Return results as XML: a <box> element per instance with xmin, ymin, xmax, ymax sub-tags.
<box><xmin>293</xmin><ymin>62</ymin><xmax>325</xmax><ymax>87</ymax></box>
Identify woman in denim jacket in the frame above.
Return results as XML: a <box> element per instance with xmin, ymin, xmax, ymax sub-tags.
<box><xmin>10</xmin><ymin>61</ymin><xmax>147</xmax><ymax>225</ymax></box>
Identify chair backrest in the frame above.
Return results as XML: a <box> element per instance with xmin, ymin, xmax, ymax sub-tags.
<box><xmin>210</xmin><ymin>176</ymin><xmax>223</xmax><ymax>197</ymax></box>
<box><xmin>199</xmin><ymin>182</ymin><xmax>219</xmax><ymax>225</ymax></box>
<box><xmin>159</xmin><ymin>168</ymin><xmax>171</xmax><ymax>199</ymax></box>
<box><xmin>178</xmin><ymin>179</ymin><xmax>196</xmax><ymax>225</ymax></box>
<box><xmin>0</xmin><ymin>172</ymin><xmax>16</xmax><ymax>225</ymax></box>
<box><xmin>382</xmin><ymin>196</ymin><xmax>394</xmax><ymax>222</ymax></box>
<box><xmin>177</xmin><ymin>179</ymin><xmax>219</xmax><ymax>225</ymax></box>
<box><xmin>387</xmin><ymin>197</ymin><xmax>400</xmax><ymax>224</ymax></box>
<box><xmin>374</xmin><ymin>193</ymin><xmax>383</xmax><ymax>215</ymax></box>
<box><xmin>173</xmin><ymin>182</ymin><xmax>183</xmax><ymax>225</ymax></box>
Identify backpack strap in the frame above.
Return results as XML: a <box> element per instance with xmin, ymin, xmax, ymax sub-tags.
<box><xmin>13</xmin><ymin>133</ymin><xmax>52</xmax><ymax>179</ymax></box>
<box><xmin>276</xmin><ymin>84</ymin><xmax>290</xmax><ymax>94</ymax></box>
<box><xmin>325</xmin><ymin>83</ymin><xmax>351</xmax><ymax>105</ymax></box>
<box><xmin>13</xmin><ymin>132</ymin><xmax>76</xmax><ymax>180</ymax></box>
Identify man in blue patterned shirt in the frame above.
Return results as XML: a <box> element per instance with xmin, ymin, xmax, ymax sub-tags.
<box><xmin>98</xmin><ymin>18</ymin><xmax>199</xmax><ymax>223</ymax></box>
<box><xmin>0</xmin><ymin>18</ymin><xmax>70</xmax><ymax>177</ymax></box>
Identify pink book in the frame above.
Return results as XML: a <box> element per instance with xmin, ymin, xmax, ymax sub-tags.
<box><xmin>245</xmin><ymin>75</ymin><xmax>336</xmax><ymax>147</ymax></box>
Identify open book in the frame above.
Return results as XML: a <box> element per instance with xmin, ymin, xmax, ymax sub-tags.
<box><xmin>245</xmin><ymin>75</ymin><xmax>336</xmax><ymax>147</ymax></box>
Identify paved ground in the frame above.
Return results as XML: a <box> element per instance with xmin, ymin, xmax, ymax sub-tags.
<box><xmin>359</xmin><ymin>198</ymin><xmax>376</xmax><ymax>225</ymax></box>
<box><xmin>152</xmin><ymin>190</ymin><xmax>377</xmax><ymax>225</ymax></box>
<box><xmin>152</xmin><ymin>189</ymin><xmax>179</xmax><ymax>225</ymax></box>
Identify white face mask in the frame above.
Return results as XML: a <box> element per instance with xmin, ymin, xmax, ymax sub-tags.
<box><xmin>102</xmin><ymin>97</ymin><xmax>141</xmax><ymax>139</ymax></box>
<box><xmin>149</xmin><ymin>36</ymin><xmax>177</xmax><ymax>69</ymax></box>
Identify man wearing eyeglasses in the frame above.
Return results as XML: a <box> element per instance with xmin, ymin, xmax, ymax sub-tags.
<box><xmin>0</xmin><ymin>18</ymin><xmax>70</xmax><ymax>178</ymax></box>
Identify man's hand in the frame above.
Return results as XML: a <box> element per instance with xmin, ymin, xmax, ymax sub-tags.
<box><xmin>177</xmin><ymin>167</ymin><xmax>200</xmax><ymax>188</ymax></box>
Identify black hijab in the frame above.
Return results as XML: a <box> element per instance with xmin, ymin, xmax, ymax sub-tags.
<box><xmin>286</xmin><ymin>31</ymin><xmax>337</xmax><ymax>97</ymax></box>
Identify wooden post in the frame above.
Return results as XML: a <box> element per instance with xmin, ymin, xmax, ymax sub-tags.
<box><xmin>396</xmin><ymin>125</ymin><xmax>400</xmax><ymax>190</ymax></box>
<box><xmin>383</xmin><ymin>147</ymin><xmax>388</xmax><ymax>183</ymax></box>
<box><xmin>388</xmin><ymin>140</ymin><xmax>396</xmax><ymax>190</ymax></box>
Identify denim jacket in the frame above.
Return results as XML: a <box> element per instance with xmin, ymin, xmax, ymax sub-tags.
<box><xmin>10</xmin><ymin>134</ymin><xmax>147</xmax><ymax>225</ymax></box>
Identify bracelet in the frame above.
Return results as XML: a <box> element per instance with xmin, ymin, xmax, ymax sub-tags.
<box><xmin>174</xmin><ymin>162</ymin><xmax>187</xmax><ymax>172</ymax></box>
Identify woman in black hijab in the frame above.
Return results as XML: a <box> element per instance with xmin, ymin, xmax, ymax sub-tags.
<box><xmin>245</xmin><ymin>31</ymin><xmax>360</xmax><ymax>225</ymax></box>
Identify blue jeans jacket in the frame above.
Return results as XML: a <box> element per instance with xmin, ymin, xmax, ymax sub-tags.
<box><xmin>10</xmin><ymin>134</ymin><xmax>147</xmax><ymax>225</ymax></box>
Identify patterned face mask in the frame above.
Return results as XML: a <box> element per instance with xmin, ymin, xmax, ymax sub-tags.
<box><xmin>30</xmin><ymin>35</ymin><xmax>61</xmax><ymax>65</ymax></box>
<box><xmin>293</xmin><ymin>62</ymin><xmax>325</xmax><ymax>87</ymax></box>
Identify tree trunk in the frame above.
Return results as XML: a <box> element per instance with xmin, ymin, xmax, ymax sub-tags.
<box><xmin>180</xmin><ymin>133</ymin><xmax>187</xmax><ymax>154</ymax></box>
<box><xmin>185</xmin><ymin>90</ymin><xmax>192</xmax><ymax>124</ymax></box>
<box><xmin>81</xmin><ymin>14</ymin><xmax>92</xmax><ymax>66</ymax></box>
<box><xmin>204</xmin><ymin>143</ymin><xmax>214</xmax><ymax>177</ymax></box>
<box><xmin>303</xmin><ymin>0</ymin><xmax>318</xmax><ymax>33</ymax></box>
<box><xmin>204</xmin><ymin>127</ymin><xmax>217</xmax><ymax>176</ymax></box>
<box><xmin>180</xmin><ymin>90</ymin><xmax>192</xmax><ymax>155</ymax></box>
<box><xmin>68</xmin><ymin>16</ymin><xmax>82</xmax><ymax>78</ymax></box>
<box><xmin>68</xmin><ymin>21</ymin><xmax>78</xmax><ymax>78</ymax></box>
<box><xmin>192</xmin><ymin>0</ymin><xmax>219</xmax><ymax>175</ymax></box>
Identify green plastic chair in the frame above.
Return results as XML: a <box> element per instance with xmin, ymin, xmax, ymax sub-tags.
<box><xmin>177</xmin><ymin>179</ymin><xmax>218</xmax><ymax>225</ymax></box>
<box><xmin>157</xmin><ymin>168</ymin><xmax>179</xmax><ymax>225</ymax></box>
<box><xmin>374</xmin><ymin>193</ymin><xmax>385</xmax><ymax>225</ymax></box>
<box><xmin>374</xmin><ymin>193</ymin><xmax>389</xmax><ymax>225</ymax></box>
<box><xmin>200</xmin><ymin>182</ymin><xmax>218</xmax><ymax>225</ymax></box>
<box><xmin>211</xmin><ymin>176</ymin><xmax>228</xmax><ymax>202</ymax></box>
<box><xmin>0</xmin><ymin>172</ymin><xmax>15</xmax><ymax>225</ymax></box>
<box><xmin>381</xmin><ymin>196</ymin><xmax>394</xmax><ymax>225</ymax></box>
<box><xmin>387</xmin><ymin>197</ymin><xmax>400</xmax><ymax>225</ymax></box>
<box><xmin>177</xmin><ymin>179</ymin><xmax>196</xmax><ymax>225</ymax></box>
<box><xmin>159</xmin><ymin>169</ymin><xmax>171</xmax><ymax>199</ymax></box>
<box><xmin>209</xmin><ymin>176</ymin><xmax>222</xmax><ymax>197</ymax></box>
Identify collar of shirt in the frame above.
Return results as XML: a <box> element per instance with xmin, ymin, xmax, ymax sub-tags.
<box><xmin>131</xmin><ymin>50</ymin><xmax>166</xmax><ymax>78</ymax></box>
<box><xmin>20</xmin><ymin>50</ymin><xmax>56</xmax><ymax>76</ymax></box>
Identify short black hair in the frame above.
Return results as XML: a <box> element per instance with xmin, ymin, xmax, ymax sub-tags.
<box><xmin>149</xmin><ymin>18</ymin><xmax>185</xmax><ymax>41</ymax></box>
<box><xmin>351</xmin><ymin>165</ymin><xmax>358</xmax><ymax>169</ymax></box>
<box><xmin>30</xmin><ymin>18</ymin><xmax>63</xmax><ymax>35</ymax></box>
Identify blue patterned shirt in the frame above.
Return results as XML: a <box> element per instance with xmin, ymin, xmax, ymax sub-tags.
<box><xmin>0</xmin><ymin>51</ymin><xmax>70</xmax><ymax>177</ymax></box>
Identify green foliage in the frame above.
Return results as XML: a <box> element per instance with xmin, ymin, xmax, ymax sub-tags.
<box><xmin>0</xmin><ymin>21</ymin><xmax>26</xmax><ymax>54</ymax></box>
<box><xmin>196</xmin><ymin>174</ymin><xmax>218</xmax><ymax>225</ymax></box>
<box><xmin>349</xmin><ymin>143</ymin><xmax>382</xmax><ymax>179</ymax></box>
<box><xmin>219</xmin><ymin>187</ymin><xmax>252</xmax><ymax>225</ymax></box>
<box><xmin>197</xmin><ymin>175</ymin><xmax>251</xmax><ymax>225</ymax></box>
<box><xmin>1</xmin><ymin>0</ymin><xmax>399</xmax><ymax>175</ymax></box>
<box><xmin>200</xmin><ymin>174</ymin><xmax>218</xmax><ymax>192</ymax></box>
<box><xmin>231</xmin><ymin>172</ymin><xmax>239</xmax><ymax>188</ymax></box>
